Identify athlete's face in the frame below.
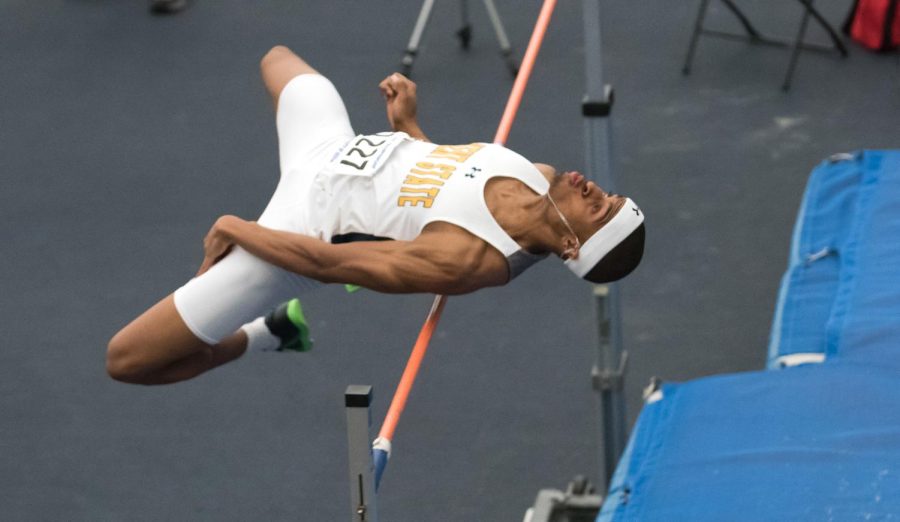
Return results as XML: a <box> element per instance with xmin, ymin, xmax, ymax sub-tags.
<box><xmin>548</xmin><ymin>171</ymin><xmax>626</xmax><ymax>243</ymax></box>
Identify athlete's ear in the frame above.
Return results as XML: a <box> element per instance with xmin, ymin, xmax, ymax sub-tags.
<box><xmin>561</xmin><ymin>237</ymin><xmax>580</xmax><ymax>261</ymax></box>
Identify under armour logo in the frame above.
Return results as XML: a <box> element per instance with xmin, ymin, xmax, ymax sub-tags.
<box><xmin>464</xmin><ymin>167</ymin><xmax>482</xmax><ymax>178</ymax></box>
<box><xmin>632</xmin><ymin>207</ymin><xmax>640</xmax><ymax>216</ymax></box>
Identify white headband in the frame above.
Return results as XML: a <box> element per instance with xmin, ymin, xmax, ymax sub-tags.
<box><xmin>564</xmin><ymin>198</ymin><xmax>644</xmax><ymax>278</ymax></box>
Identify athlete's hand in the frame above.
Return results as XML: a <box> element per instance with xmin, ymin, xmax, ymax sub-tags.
<box><xmin>197</xmin><ymin>215</ymin><xmax>240</xmax><ymax>276</ymax></box>
<box><xmin>379</xmin><ymin>73</ymin><xmax>418</xmax><ymax>131</ymax></box>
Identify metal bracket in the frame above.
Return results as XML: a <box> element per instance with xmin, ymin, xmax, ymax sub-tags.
<box><xmin>345</xmin><ymin>385</ymin><xmax>378</xmax><ymax>522</ymax></box>
<box><xmin>642</xmin><ymin>376</ymin><xmax>663</xmax><ymax>401</ymax></box>
<box><xmin>524</xmin><ymin>476</ymin><xmax>604</xmax><ymax>522</ymax></box>
<box><xmin>592</xmin><ymin>350</ymin><xmax>628</xmax><ymax>392</ymax></box>
<box><xmin>581</xmin><ymin>85</ymin><xmax>614</xmax><ymax>117</ymax></box>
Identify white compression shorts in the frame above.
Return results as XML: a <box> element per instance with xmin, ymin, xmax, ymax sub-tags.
<box><xmin>173</xmin><ymin>74</ymin><xmax>354</xmax><ymax>344</ymax></box>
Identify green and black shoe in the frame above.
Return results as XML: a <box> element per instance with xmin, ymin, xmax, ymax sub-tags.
<box><xmin>264</xmin><ymin>298</ymin><xmax>313</xmax><ymax>352</ymax></box>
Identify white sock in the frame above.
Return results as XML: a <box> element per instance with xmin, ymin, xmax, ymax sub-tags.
<box><xmin>241</xmin><ymin>317</ymin><xmax>280</xmax><ymax>352</ymax></box>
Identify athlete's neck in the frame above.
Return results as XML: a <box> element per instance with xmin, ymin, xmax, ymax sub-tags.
<box><xmin>484</xmin><ymin>178</ymin><xmax>576</xmax><ymax>257</ymax></box>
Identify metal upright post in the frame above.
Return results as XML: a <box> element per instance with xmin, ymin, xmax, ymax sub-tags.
<box><xmin>591</xmin><ymin>285</ymin><xmax>627</xmax><ymax>486</ymax></box>
<box><xmin>482</xmin><ymin>0</ymin><xmax>519</xmax><ymax>75</ymax></box>
<box><xmin>582</xmin><ymin>0</ymin><xmax>627</xmax><ymax>490</ymax></box>
<box><xmin>401</xmin><ymin>0</ymin><xmax>436</xmax><ymax>76</ymax></box>
<box><xmin>457</xmin><ymin>0</ymin><xmax>472</xmax><ymax>49</ymax></box>
<box><xmin>400</xmin><ymin>0</ymin><xmax>519</xmax><ymax>77</ymax></box>
<box><xmin>345</xmin><ymin>385</ymin><xmax>379</xmax><ymax>522</ymax></box>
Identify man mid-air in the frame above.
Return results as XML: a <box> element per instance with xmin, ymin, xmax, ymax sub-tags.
<box><xmin>106</xmin><ymin>45</ymin><xmax>645</xmax><ymax>385</ymax></box>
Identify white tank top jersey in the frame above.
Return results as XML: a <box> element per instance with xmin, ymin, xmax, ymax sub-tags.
<box><xmin>306</xmin><ymin>131</ymin><xmax>551</xmax><ymax>279</ymax></box>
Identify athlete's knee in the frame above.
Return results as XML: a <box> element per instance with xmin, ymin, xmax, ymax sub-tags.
<box><xmin>261</xmin><ymin>45</ymin><xmax>317</xmax><ymax>76</ymax></box>
<box><xmin>106</xmin><ymin>331</ymin><xmax>150</xmax><ymax>384</ymax></box>
<box><xmin>260</xmin><ymin>45</ymin><xmax>319</xmax><ymax>98</ymax></box>
<box><xmin>261</xmin><ymin>45</ymin><xmax>293</xmax><ymax>69</ymax></box>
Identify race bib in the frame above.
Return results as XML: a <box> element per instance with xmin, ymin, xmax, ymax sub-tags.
<box><xmin>328</xmin><ymin>132</ymin><xmax>408</xmax><ymax>177</ymax></box>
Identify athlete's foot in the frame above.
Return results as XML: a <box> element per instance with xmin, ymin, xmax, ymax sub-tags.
<box><xmin>264</xmin><ymin>298</ymin><xmax>313</xmax><ymax>352</ymax></box>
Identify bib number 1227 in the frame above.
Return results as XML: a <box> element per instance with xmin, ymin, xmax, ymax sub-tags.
<box><xmin>338</xmin><ymin>132</ymin><xmax>395</xmax><ymax>172</ymax></box>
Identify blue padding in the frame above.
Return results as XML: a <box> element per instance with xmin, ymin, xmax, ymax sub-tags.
<box><xmin>827</xmin><ymin>152</ymin><xmax>900</xmax><ymax>369</ymax></box>
<box><xmin>768</xmin><ymin>151</ymin><xmax>900</xmax><ymax>368</ymax></box>
<box><xmin>767</xmin><ymin>153</ymin><xmax>863</xmax><ymax>366</ymax></box>
<box><xmin>600</xmin><ymin>151</ymin><xmax>900</xmax><ymax>522</ymax></box>
<box><xmin>373</xmin><ymin>448</ymin><xmax>388</xmax><ymax>491</ymax></box>
<box><xmin>596</xmin><ymin>402</ymin><xmax>654</xmax><ymax>522</ymax></box>
<box><xmin>598</xmin><ymin>363</ymin><xmax>900</xmax><ymax>521</ymax></box>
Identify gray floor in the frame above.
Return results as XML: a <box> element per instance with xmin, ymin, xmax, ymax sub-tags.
<box><xmin>2</xmin><ymin>1</ymin><xmax>897</xmax><ymax>520</ymax></box>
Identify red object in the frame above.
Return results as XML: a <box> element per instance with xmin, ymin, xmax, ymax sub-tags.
<box><xmin>847</xmin><ymin>0</ymin><xmax>900</xmax><ymax>51</ymax></box>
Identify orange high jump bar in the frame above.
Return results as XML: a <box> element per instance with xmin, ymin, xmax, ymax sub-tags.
<box><xmin>373</xmin><ymin>0</ymin><xmax>558</xmax><ymax>488</ymax></box>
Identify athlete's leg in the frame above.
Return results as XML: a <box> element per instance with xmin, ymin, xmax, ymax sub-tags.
<box><xmin>260</xmin><ymin>45</ymin><xmax>320</xmax><ymax>110</ymax></box>
<box><xmin>107</xmin><ymin>47</ymin><xmax>350</xmax><ymax>385</ymax></box>
<box><xmin>107</xmin><ymin>244</ymin><xmax>319</xmax><ymax>385</ymax></box>
<box><xmin>261</xmin><ymin>45</ymin><xmax>353</xmax><ymax>177</ymax></box>
<box><xmin>106</xmin><ymin>294</ymin><xmax>246</xmax><ymax>385</ymax></box>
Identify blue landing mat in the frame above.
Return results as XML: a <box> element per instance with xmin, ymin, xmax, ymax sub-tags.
<box><xmin>768</xmin><ymin>151</ymin><xmax>900</xmax><ymax>369</ymax></box>
<box><xmin>598</xmin><ymin>363</ymin><xmax>900</xmax><ymax>522</ymax></box>
<box><xmin>600</xmin><ymin>151</ymin><xmax>900</xmax><ymax>521</ymax></box>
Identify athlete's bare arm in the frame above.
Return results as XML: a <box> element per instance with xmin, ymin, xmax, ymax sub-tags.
<box><xmin>380</xmin><ymin>73</ymin><xmax>554</xmax><ymax>183</ymax></box>
<box><xmin>379</xmin><ymin>73</ymin><xmax>429</xmax><ymax>142</ymax></box>
<box><xmin>200</xmin><ymin>215</ymin><xmax>509</xmax><ymax>295</ymax></box>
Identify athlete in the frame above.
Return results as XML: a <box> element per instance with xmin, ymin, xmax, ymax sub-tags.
<box><xmin>106</xmin><ymin>45</ymin><xmax>645</xmax><ymax>385</ymax></box>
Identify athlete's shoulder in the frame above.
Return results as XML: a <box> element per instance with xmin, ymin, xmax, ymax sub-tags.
<box><xmin>417</xmin><ymin>222</ymin><xmax>509</xmax><ymax>287</ymax></box>
<box><xmin>476</xmin><ymin>143</ymin><xmax>536</xmax><ymax>165</ymax></box>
